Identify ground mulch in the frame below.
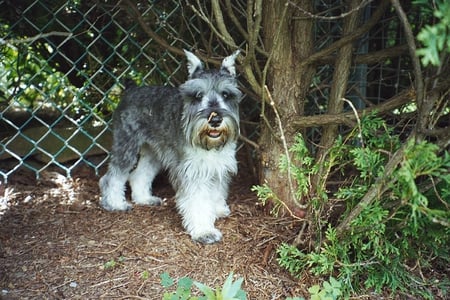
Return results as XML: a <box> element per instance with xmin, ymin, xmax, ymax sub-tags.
<box><xmin>0</xmin><ymin>159</ymin><xmax>310</xmax><ymax>299</ymax></box>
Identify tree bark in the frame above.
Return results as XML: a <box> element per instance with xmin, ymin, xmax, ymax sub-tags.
<box><xmin>259</xmin><ymin>0</ymin><xmax>315</xmax><ymax>210</ymax></box>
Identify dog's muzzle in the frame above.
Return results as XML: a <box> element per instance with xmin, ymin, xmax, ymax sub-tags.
<box><xmin>187</xmin><ymin>109</ymin><xmax>239</xmax><ymax>150</ymax></box>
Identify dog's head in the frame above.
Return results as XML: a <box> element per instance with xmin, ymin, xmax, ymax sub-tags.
<box><xmin>180</xmin><ymin>50</ymin><xmax>242</xmax><ymax>150</ymax></box>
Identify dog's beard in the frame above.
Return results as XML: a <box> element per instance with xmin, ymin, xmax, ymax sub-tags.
<box><xmin>186</xmin><ymin>117</ymin><xmax>239</xmax><ymax>150</ymax></box>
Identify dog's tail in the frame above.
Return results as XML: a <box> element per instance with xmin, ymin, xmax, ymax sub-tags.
<box><xmin>123</xmin><ymin>79</ymin><xmax>137</xmax><ymax>90</ymax></box>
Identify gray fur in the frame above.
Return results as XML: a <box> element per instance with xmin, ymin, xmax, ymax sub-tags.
<box><xmin>99</xmin><ymin>50</ymin><xmax>242</xmax><ymax>244</ymax></box>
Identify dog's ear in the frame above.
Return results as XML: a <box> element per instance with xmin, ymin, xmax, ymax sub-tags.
<box><xmin>221</xmin><ymin>50</ymin><xmax>240</xmax><ymax>77</ymax></box>
<box><xmin>184</xmin><ymin>50</ymin><xmax>203</xmax><ymax>78</ymax></box>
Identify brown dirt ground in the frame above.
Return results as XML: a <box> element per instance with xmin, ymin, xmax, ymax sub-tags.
<box><xmin>0</xmin><ymin>155</ymin><xmax>311</xmax><ymax>300</ymax></box>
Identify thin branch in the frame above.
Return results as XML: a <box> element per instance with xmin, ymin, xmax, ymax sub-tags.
<box><xmin>224</xmin><ymin>0</ymin><xmax>248</xmax><ymax>39</ymax></box>
<box><xmin>186</xmin><ymin>0</ymin><xmax>262</xmax><ymax>94</ymax></box>
<box><xmin>265</xmin><ymin>86</ymin><xmax>306</xmax><ymax>209</ymax></box>
<box><xmin>0</xmin><ymin>31</ymin><xmax>73</xmax><ymax>46</ymax></box>
<box><xmin>335</xmin><ymin>135</ymin><xmax>412</xmax><ymax>237</ymax></box>
<box><xmin>289</xmin><ymin>0</ymin><xmax>374</xmax><ymax>20</ymax></box>
<box><xmin>292</xmin><ymin>88</ymin><xmax>414</xmax><ymax>128</ymax></box>
<box><xmin>239</xmin><ymin>134</ymin><xmax>260</xmax><ymax>150</ymax></box>
<box><xmin>299</xmin><ymin>0</ymin><xmax>390</xmax><ymax>68</ymax></box>
<box><xmin>246</xmin><ymin>0</ymin><xmax>264</xmax><ymax>60</ymax></box>
<box><xmin>123</xmin><ymin>0</ymin><xmax>184</xmax><ymax>56</ymax></box>
<box><xmin>187</xmin><ymin>0</ymin><xmax>234</xmax><ymax>49</ymax></box>
<box><xmin>211</xmin><ymin>0</ymin><xmax>238</xmax><ymax>48</ymax></box>
<box><xmin>318</xmin><ymin>45</ymin><xmax>409</xmax><ymax>66</ymax></box>
<box><xmin>342</xmin><ymin>98</ymin><xmax>364</xmax><ymax>147</ymax></box>
<box><xmin>390</xmin><ymin>0</ymin><xmax>424</xmax><ymax>110</ymax></box>
<box><xmin>391</xmin><ymin>0</ymin><xmax>426</xmax><ymax>133</ymax></box>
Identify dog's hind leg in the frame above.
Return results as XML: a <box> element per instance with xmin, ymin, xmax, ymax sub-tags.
<box><xmin>99</xmin><ymin>131</ymin><xmax>139</xmax><ymax>211</ymax></box>
<box><xmin>214</xmin><ymin>176</ymin><xmax>232</xmax><ymax>218</ymax></box>
<box><xmin>129</xmin><ymin>144</ymin><xmax>163</xmax><ymax>206</ymax></box>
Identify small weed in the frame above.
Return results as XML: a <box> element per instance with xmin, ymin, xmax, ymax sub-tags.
<box><xmin>141</xmin><ymin>270</ymin><xmax>150</xmax><ymax>280</ymax></box>
<box><xmin>103</xmin><ymin>256</ymin><xmax>125</xmax><ymax>270</ymax></box>
<box><xmin>161</xmin><ymin>272</ymin><xmax>246</xmax><ymax>300</ymax></box>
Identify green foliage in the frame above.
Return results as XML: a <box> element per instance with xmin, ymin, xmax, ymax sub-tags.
<box><xmin>256</xmin><ymin>113</ymin><xmax>450</xmax><ymax>298</ymax></box>
<box><xmin>103</xmin><ymin>256</ymin><xmax>125</xmax><ymax>270</ymax></box>
<box><xmin>308</xmin><ymin>277</ymin><xmax>342</xmax><ymax>300</ymax></box>
<box><xmin>0</xmin><ymin>39</ymin><xmax>78</xmax><ymax>109</ymax></box>
<box><xmin>0</xmin><ymin>27</ymin><xmax>123</xmax><ymax>120</ymax></box>
<box><xmin>414</xmin><ymin>0</ymin><xmax>450</xmax><ymax>66</ymax></box>
<box><xmin>161</xmin><ymin>272</ymin><xmax>247</xmax><ymax>300</ymax></box>
<box><xmin>141</xmin><ymin>270</ymin><xmax>150</xmax><ymax>280</ymax></box>
<box><xmin>251</xmin><ymin>183</ymin><xmax>281</xmax><ymax>216</ymax></box>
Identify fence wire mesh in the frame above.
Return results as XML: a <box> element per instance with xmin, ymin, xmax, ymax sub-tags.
<box><xmin>0</xmin><ymin>0</ymin><xmax>193</xmax><ymax>181</ymax></box>
<box><xmin>1</xmin><ymin>0</ymin><xmax>413</xmax><ymax>181</ymax></box>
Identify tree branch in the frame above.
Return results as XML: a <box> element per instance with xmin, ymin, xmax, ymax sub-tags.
<box><xmin>299</xmin><ymin>0</ymin><xmax>390</xmax><ymax>68</ymax></box>
<box><xmin>0</xmin><ymin>31</ymin><xmax>73</xmax><ymax>46</ymax></box>
<box><xmin>288</xmin><ymin>0</ymin><xmax>375</xmax><ymax>21</ymax></box>
<box><xmin>123</xmin><ymin>0</ymin><xmax>184</xmax><ymax>56</ymax></box>
<box><xmin>390</xmin><ymin>0</ymin><xmax>424</xmax><ymax>110</ymax></box>
<box><xmin>318</xmin><ymin>45</ymin><xmax>409</xmax><ymax>66</ymax></box>
<box><xmin>334</xmin><ymin>135</ymin><xmax>411</xmax><ymax>237</ymax></box>
<box><xmin>186</xmin><ymin>0</ymin><xmax>262</xmax><ymax>94</ymax></box>
<box><xmin>211</xmin><ymin>0</ymin><xmax>238</xmax><ymax>48</ymax></box>
<box><xmin>291</xmin><ymin>88</ymin><xmax>414</xmax><ymax>128</ymax></box>
<box><xmin>391</xmin><ymin>0</ymin><xmax>428</xmax><ymax>143</ymax></box>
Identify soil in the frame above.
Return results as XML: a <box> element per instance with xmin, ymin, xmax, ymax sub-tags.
<box><xmin>0</xmin><ymin>156</ymin><xmax>308</xmax><ymax>299</ymax></box>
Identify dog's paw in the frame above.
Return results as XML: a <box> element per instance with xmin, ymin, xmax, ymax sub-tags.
<box><xmin>132</xmin><ymin>195</ymin><xmax>163</xmax><ymax>206</ymax></box>
<box><xmin>215</xmin><ymin>204</ymin><xmax>231</xmax><ymax>218</ymax></box>
<box><xmin>100</xmin><ymin>198</ymin><xmax>132</xmax><ymax>211</ymax></box>
<box><xmin>191</xmin><ymin>228</ymin><xmax>223</xmax><ymax>244</ymax></box>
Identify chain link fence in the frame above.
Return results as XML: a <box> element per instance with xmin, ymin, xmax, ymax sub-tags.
<box><xmin>0</xmin><ymin>0</ymin><xmax>201</xmax><ymax>181</ymax></box>
<box><xmin>1</xmin><ymin>0</ymin><xmax>413</xmax><ymax>181</ymax></box>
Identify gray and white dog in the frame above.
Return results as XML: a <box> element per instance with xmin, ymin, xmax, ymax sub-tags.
<box><xmin>99</xmin><ymin>50</ymin><xmax>242</xmax><ymax>244</ymax></box>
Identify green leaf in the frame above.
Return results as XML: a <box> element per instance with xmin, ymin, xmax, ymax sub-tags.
<box><xmin>194</xmin><ymin>281</ymin><xmax>216</xmax><ymax>299</ymax></box>
<box><xmin>308</xmin><ymin>284</ymin><xmax>321</xmax><ymax>295</ymax></box>
<box><xmin>221</xmin><ymin>273</ymin><xmax>245</xmax><ymax>299</ymax></box>
<box><xmin>329</xmin><ymin>277</ymin><xmax>341</xmax><ymax>288</ymax></box>
<box><xmin>178</xmin><ymin>276</ymin><xmax>194</xmax><ymax>291</ymax></box>
<box><xmin>141</xmin><ymin>270</ymin><xmax>149</xmax><ymax>280</ymax></box>
<box><xmin>161</xmin><ymin>272</ymin><xmax>174</xmax><ymax>288</ymax></box>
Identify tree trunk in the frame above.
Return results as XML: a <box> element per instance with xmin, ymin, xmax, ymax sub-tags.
<box><xmin>259</xmin><ymin>0</ymin><xmax>315</xmax><ymax>211</ymax></box>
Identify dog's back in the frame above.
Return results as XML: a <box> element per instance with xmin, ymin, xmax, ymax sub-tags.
<box><xmin>114</xmin><ymin>84</ymin><xmax>184</xmax><ymax>134</ymax></box>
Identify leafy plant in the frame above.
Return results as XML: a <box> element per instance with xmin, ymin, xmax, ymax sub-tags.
<box><xmin>103</xmin><ymin>256</ymin><xmax>125</xmax><ymax>270</ymax></box>
<box><xmin>141</xmin><ymin>270</ymin><xmax>150</xmax><ymax>280</ymax></box>
<box><xmin>308</xmin><ymin>277</ymin><xmax>342</xmax><ymax>300</ymax></box>
<box><xmin>0</xmin><ymin>38</ymin><xmax>78</xmax><ymax>109</ymax></box>
<box><xmin>414</xmin><ymin>0</ymin><xmax>450</xmax><ymax>66</ymax></box>
<box><xmin>161</xmin><ymin>272</ymin><xmax>247</xmax><ymax>300</ymax></box>
<box><xmin>255</xmin><ymin>113</ymin><xmax>450</xmax><ymax>298</ymax></box>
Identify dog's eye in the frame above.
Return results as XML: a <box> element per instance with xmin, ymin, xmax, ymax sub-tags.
<box><xmin>192</xmin><ymin>92</ymin><xmax>203</xmax><ymax>101</ymax></box>
<box><xmin>222</xmin><ymin>91</ymin><xmax>233</xmax><ymax>99</ymax></box>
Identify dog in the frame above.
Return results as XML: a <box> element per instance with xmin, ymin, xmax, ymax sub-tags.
<box><xmin>99</xmin><ymin>50</ymin><xmax>242</xmax><ymax>244</ymax></box>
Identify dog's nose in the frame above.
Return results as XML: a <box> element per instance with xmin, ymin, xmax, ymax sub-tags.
<box><xmin>208</xmin><ymin>112</ymin><xmax>223</xmax><ymax>127</ymax></box>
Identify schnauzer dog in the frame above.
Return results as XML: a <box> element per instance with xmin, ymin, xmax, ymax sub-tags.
<box><xmin>99</xmin><ymin>50</ymin><xmax>242</xmax><ymax>244</ymax></box>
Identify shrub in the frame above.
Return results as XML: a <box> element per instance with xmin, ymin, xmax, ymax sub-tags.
<box><xmin>254</xmin><ymin>113</ymin><xmax>450</xmax><ymax>298</ymax></box>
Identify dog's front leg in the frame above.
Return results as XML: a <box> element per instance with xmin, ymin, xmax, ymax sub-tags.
<box><xmin>176</xmin><ymin>183</ymin><xmax>223</xmax><ymax>244</ymax></box>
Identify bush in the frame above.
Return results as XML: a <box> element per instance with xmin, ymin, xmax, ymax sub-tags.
<box><xmin>254</xmin><ymin>113</ymin><xmax>450</xmax><ymax>298</ymax></box>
